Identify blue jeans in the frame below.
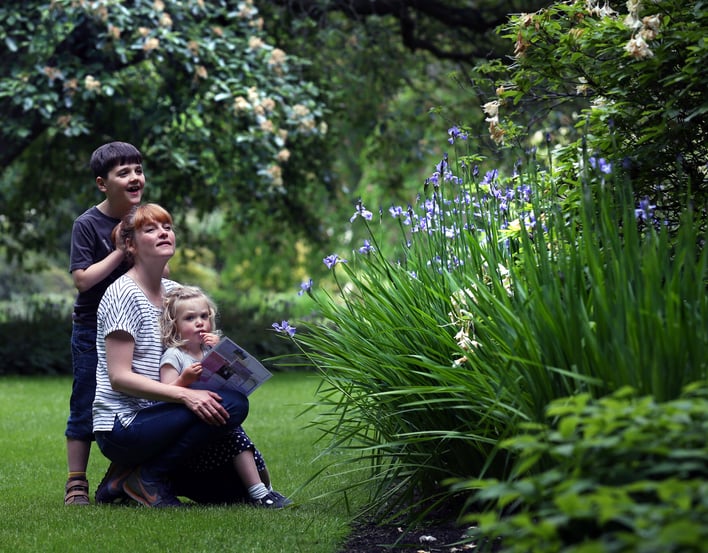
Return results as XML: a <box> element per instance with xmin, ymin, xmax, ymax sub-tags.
<box><xmin>66</xmin><ymin>324</ymin><xmax>97</xmax><ymax>441</ymax></box>
<box><xmin>95</xmin><ymin>390</ymin><xmax>249</xmax><ymax>482</ymax></box>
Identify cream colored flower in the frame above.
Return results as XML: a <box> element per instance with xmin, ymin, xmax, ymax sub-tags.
<box><xmin>57</xmin><ymin>114</ymin><xmax>73</xmax><ymax>128</ymax></box>
<box><xmin>448</xmin><ymin>288</ymin><xmax>482</xmax><ymax>365</ymax></box>
<box><xmin>482</xmin><ymin>100</ymin><xmax>499</xmax><ymax>119</ymax></box>
<box><xmin>108</xmin><ymin>24</ymin><xmax>121</xmax><ymax>39</ymax></box>
<box><xmin>195</xmin><ymin>65</ymin><xmax>207</xmax><ymax>80</ymax></box>
<box><xmin>643</xmin><ymin>14</ymin><xmax>661</xmax><ymax>32</ymax></box>
<box><xmin>238</xmin><ymin>2</ymin><xmax>257</xmax><ymax>18</ymax></box>
<box><xmin>292</xmin><ymin>104</ymin><xmax>310</xmax><ymax>118</ymax></box>
<box><xmin>93</xmin><ymin>5</ymin><xmax>108</xmax><ymax>21</ymax></box>
<box><xmin>43</xmin><ymin>66</ymin><xmax>61</xmax><ymax>81</ymax></box>
<box><xmin>626</xmin><ymin>0</ymin><xmax>642</xmax><ymax>14</ymax></box>
<box><xmin>268</xmin><ymin>48</ymin><xmax>287</xmax><ymax>66</ymax></box>
<box><xmin>260</xmin><ymin>119</ymin><xmax>274</xmax><ymax>133</ymax></box>
<box><xmin>266</xmin><ymin>164</ymin><xmax>283</xmax><ymax>187</ymax></box>
<box><xmin>576</xmin><ymin>76</ymin><xmax>590</xmax><ymax>95</ymax></box>
<box><xmin>640</xmin><ymin>27</ymin><xmax>656</xmax><ymax>41</ymax></box>
<box><xmin>625</xmin><ymin>35</ymin><xmax>653</xmax><ymax>59</ymax></box>
<box><xmin>514</xmin><ymin>32</ymin><xmax>530</xmax><ymax>58</ymax></box>
<box><xmin>299</xmin><ymin>119</ymin><xmax>316</xmax><ymax>132</ymax></box>
<box><xmin>624</xmin><ymin>0</ymin><xmax>642</xmax><ymax>28</ymax></box>
<box><xmin>276</xmin><ymin>148</ymin><xmax>291</xmax><ymax>163</ymax></box>
<box><xmin>261</xmin><ymin>97</ymin><xmax>276</xmax><ymax>112</ymax></box>
<box><xmin>153</xmin><ymin>0</ymin><xmax>165</xmax><ymax>11</ymax></box>
<box><xmin>143</xmin><ymin>37</ymin><xmax>160</xmax><ymax>52</ymax></box>
<box><xmin>640</xmin><ymin>14</ymin><xmax>661</xmax><ymax>40</ymax></box>
<box><xmin>138</xmin><ymin>27</ymin><xmax>151</xmax><ymax>37</ymax></box>
<box><xmin>233</xmin><ymin>96</ymin><xmax>250</xmax><ymax>113</ymax></box>
<box><xmin>159</xmin><ymin>13</ymin><xmax>173</xmax><ymax>28</ymax></box>
<box><xmin>248</xmin><ymin>36</ymin><xmax>264</xmax><ymax>50</ymax></box>
<box><xmin>519</xmin><ymin>13</ymin><xmax>534</xmax><ymax>27</ymax></box>
<box><xmin>64</xmin><ymin>78</ymin><xmax>79</xmax><ymax>92</ymax></box>
<box><xmin>585</xmin><ymin>0</ymin><xmax>617</xmax><ymax>17</ymax></box>
<box><xmin>247</xmin><ymin>86</ymin><xmax>259</xmax><ymax>104</ymax></box>
<box><xmin>84</xmin><ymin>75</ymin><xmax>101</xmax><ymax>91</ymax></box>
<box><xmin>488</xmin><ymin>119</ymin><xmax>505</xmax><ymax>144</ymax></box>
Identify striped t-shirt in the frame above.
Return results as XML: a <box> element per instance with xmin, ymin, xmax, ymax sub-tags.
<box><xmin>92</xmin><ymin>275</ymin><xmax>178</xmax><ymax>431</ymax></box>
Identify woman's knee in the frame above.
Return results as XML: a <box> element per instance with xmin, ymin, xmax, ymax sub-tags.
<box><xmin>219</xmin><ymin>390</ymin><xmax>249</xmax><ymax>425</ymax></box>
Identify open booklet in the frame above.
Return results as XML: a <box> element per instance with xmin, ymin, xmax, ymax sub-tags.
<box><xmin>196</xmin><ymin>337</ymin><xmax>272</xmax><ymax>396</ymax></box>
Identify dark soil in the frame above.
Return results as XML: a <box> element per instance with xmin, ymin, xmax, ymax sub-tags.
<box><xmin>339</xmin><ymin>517</ymin><xmax>476</xmax><ymax>552</ymax></box>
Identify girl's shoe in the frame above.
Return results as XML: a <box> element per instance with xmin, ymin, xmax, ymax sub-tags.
<box><xmin>250</xmin><ymin>490</ymin><xmax>293</xmax><ymax>509</ymax></box>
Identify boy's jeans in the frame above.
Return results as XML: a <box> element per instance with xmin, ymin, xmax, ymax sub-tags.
<box><xmin>66</xmin><ymin>323</ymin><xmax>97</xmax><ymax>441</ymax></box>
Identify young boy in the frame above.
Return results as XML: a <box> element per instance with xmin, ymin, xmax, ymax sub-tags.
<box><xmin>64</xmin><ymin>141</ymin><xmax>145</xmax><ymax>505</ymax></box>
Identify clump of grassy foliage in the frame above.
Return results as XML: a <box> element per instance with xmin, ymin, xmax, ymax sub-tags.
<box><xmin>274</xmin><ymin>122</ymin><xmax>707</xmax><ymax>527</ymax></box>
<box><xmin>272</xmin><ymin>2</ymin><xmax>708</xmax><ymax>542</ymax></box>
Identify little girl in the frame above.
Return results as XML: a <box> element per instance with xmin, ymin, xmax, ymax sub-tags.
<box><xmin>159</xmin><ymin>285</ymin><xmax>291</xmax><ymax>508</ymax></box>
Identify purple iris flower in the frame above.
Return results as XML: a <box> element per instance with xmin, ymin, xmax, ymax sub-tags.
<box><xmin>272</xmin><ymin>320</ymin><xmax>296</xmax><ymax>336</ymax></box>
<box><xmin>298</xmin><ymin>279</ymin><xmax>313</xmax><ymax>296</ymax></box>
<box><xmin>589</xmin><ymin>156</ymin><xmax>612</xmax><ymax>174</ymax></box>
<box><xmin>635</xmin><ymin>197</ymin><xmax>656</xmax><ymax>221</ymax></box>
<box><xmin>324</xmin><ymin>254</ymin><xmax>346</xmax><ymax>269</ymax></box>
<box><xmin>350</xmin><ymin>201</ymin><xmax>373</xmax><ymax>223</ymax></box>
<box><xmin>358</xmin><ymin>240</ymin><xmax>375</xmax><ymax>254</ymax></box>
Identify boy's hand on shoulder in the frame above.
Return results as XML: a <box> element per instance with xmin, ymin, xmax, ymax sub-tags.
<box><xmin>112</xmin><ymin>222</ymin><xmax>126</xmax><ymax>252</ymax></box>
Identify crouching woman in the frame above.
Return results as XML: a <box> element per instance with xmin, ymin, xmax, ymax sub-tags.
<box><xmin>92</xmin><ymin>203</ymin><xmax>249</xmax><ymax>507</ymax></box>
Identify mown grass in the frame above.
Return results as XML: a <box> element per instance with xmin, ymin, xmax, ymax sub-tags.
<box><xmin>0</xmin><ymin>372</ymin><xmax>364</xmax><ymax>553</ymax></box>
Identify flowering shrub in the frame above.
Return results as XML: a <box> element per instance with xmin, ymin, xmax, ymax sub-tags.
<box><xmin>477</xmin><ymin>0</ymin><xmax>707</xmax><ymax>229</ymax></box>
<box><xmin>273</xmin><ymin>123</ymin><xmax>707</xmax><ymax>521</ymax></box>
<box><xmin>0</xmin><ymin>0</ymin><xmax>329</xmax><ymax>260</ymax></box>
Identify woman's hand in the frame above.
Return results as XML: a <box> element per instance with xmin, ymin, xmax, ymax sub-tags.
<box><xmin>181</xmin><ymin>388</ymin><xmax>229</xmax><ymax>425</ymax></box>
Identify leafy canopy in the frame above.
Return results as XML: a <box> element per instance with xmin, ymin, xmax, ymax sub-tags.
<box><xmin>0</xmin><ymin>0</ymin><xmax>328</xmax><ymax>259</ymax></box>
<box><xmin>477</xmin><ymin>0</ymin><xmax>707</xmax><ymax>227</ymax></box>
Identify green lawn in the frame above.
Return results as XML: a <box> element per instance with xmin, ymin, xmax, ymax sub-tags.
<box><xmin>0</xmin><ymin>372</ymin><xmax>362</xmax><ymax>553</ymax></box>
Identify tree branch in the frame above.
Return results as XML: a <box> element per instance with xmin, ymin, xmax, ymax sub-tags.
<box><xmin>265</xmin><ymin>0</ymin><xmax>544</xmax><ymax>62</ymax></box>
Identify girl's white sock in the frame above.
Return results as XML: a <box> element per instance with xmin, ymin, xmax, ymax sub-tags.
<box><xmin>248</xmin><ymin>482</ymin><xmax>268</xmax><ymax>500</ymax></box>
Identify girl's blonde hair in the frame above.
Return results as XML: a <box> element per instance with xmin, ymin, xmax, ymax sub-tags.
<box><xmin>160</xmin><ymin>285</ymin><xmax>219</xmax><ymax>348</ymax></box>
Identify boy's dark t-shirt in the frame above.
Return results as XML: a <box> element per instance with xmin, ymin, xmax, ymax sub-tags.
<box><xmin>70</xmin><ymin>206</ymin><xmax>130</xmax><ymax>328</ymax></box>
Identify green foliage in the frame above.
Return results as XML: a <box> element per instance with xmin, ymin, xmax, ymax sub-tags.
<box><xmin>462</xmin><ymin>384</ymin><xmax>708</xmax><ymax>552</ymax></box>
<box><xmin>275</xmin><ymin>124</ymin><xmax>707</xmax><ymax>523</ymax></box>
<box><xmin>477</xmin><ymin>0</ymin><xmax>708</xmax><ymax>227</ymax></box>
<box><xmin>0</xmin><ymin>0</ymin><xmax>330</xmax><ymax>261</ymax></box>
<box><xmin>0</xmin><ymin>294</ymin><xmax>73</xmax><ymax>375</ymax></box>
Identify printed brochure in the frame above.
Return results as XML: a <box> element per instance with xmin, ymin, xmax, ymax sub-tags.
<box><xmin>198</xmin><ymin>337</ymin><xmax>272</xmax><ymax>396</ymax></box>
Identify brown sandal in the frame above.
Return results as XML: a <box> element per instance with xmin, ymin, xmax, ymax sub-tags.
<box><xmin>64</xmin><ymin>477</ymin><xmax>90</xmax><ymax>505</ymax></box>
